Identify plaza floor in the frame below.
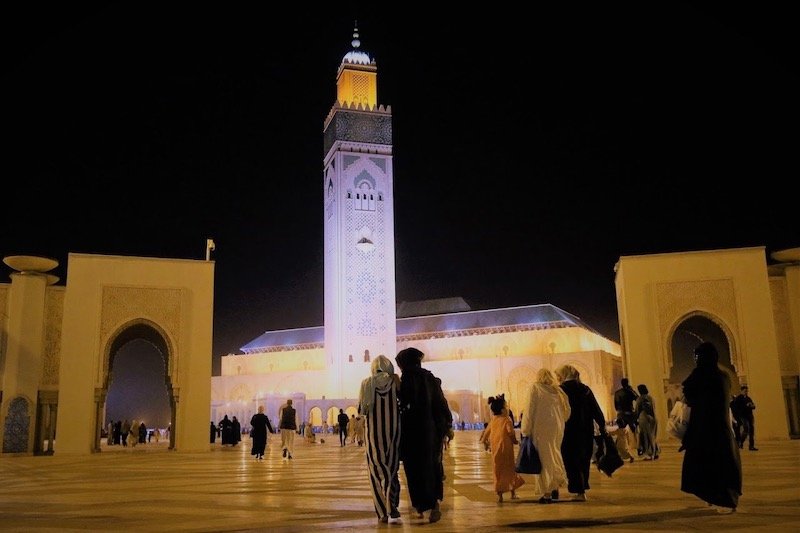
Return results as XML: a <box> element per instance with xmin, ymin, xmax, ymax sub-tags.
<box><xmin>0</xmin><ymin>431</ymin><xmax>798</xmax><ymax>532</ymax></box>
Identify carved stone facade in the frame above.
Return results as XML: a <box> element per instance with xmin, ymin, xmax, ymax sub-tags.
<box><xmin>101</xmin><ymin>286</ymin><xmax>182</xmax><ymax>355</ymax></box>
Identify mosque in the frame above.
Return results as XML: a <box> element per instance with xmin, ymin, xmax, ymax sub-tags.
<box><xmin>210</xmin><ymin>28</ymin><xmax>623</xmax><ymax>429</ymax></box>
<box><xmin>1</xmin><ymin>28</ymin><xmax>796</xmax><ymax>456</ymax></box>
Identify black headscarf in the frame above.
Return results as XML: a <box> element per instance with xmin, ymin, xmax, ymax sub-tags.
<box><xmin>396</xmin><ymin>347</ymin><xmax>424</xmax><ymax>371</ymax></box>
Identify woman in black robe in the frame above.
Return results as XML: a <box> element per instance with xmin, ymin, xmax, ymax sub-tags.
<box><xmin>681</xmin><ymin>342</ymin><xmax>741</xmax><ymax>511</ymax></box>
<box><xmin>396</xmin><ymin>347</ymin><xmax>453</xmax><ymax>523</ymax></box>
<box><xmin>250</xmin><ymin>406</ymin><xmax>275</xmax><ymax>460</ymax></box>
<box><xmin>555</xmin><ymin>364</ymin><xmax>606</xmax><ymax>501</ymax></box>
<box><xmin>219</xmin><ymin>415</ymin><xmax>233</xmax><ymax>445</ymax></box>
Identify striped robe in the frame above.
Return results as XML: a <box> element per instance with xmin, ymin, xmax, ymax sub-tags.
<box><xmin>359</xmin><ymin>372</ymin><xmax>401</xmax><ymax>520</ymax></box>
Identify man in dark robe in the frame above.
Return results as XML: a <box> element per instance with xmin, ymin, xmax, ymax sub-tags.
<box><xmin>396</xmin><ymin>347</ymin><xmax>453</xmax><ymax>523</ymax></box>
<box><xmin>250</xmin><ymin>405</ymin><xmax>275</xmax><ymax>460</ymax></box>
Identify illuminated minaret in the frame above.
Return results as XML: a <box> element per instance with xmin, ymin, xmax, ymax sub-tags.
<box><xmin>322</xmin><ymin>24</ymin><xmax>396</xmax><ymax>398</ymax></box>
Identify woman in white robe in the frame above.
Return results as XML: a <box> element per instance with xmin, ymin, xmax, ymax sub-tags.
<box><xmin>521</xmin><ymin>368</ymin><xmax>571</xmax><ymax>503</ymax></box>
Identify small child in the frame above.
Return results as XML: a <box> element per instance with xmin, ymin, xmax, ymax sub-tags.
<box><xmin>480</xmin><ymin>394</ymin><xmax>525</xmax><ymax>503</ymax></box>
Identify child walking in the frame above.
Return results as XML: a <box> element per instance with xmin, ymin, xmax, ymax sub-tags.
<box><xmin>480</xmin><ymin>394</ymin><xmax>525</xmax><ymax>502</ymax></box>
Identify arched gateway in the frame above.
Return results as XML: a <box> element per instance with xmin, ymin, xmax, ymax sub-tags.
<box><xmin>0</xmin><ymin>253</ymin><xmax>214</xmax><ymax>455</ymax></box>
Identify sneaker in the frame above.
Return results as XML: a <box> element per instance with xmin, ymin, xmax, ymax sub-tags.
<box><xmin>538</xmin><ymin>496</ymin><xmax>552</xmax><ymax>504</ymax></box>
<box><xmin>379</xmin><ymin>516</ymin><xmax>388</xmax><ymax>523</ymax></box>
<box><xmin>388</xmin><ymin>515</ymin><xmax>402</xmax><ymax>524</ymax></box>
<box><xmin>573</xmin><ymin>493</ymin><xmax>587</xmax><ymax>502</ymax></box>
<box><xmin>749</xmin><ymin>447</ymin><xmax>759</xmax><ymax>451</ymax></box>
<box><xmin>282</xmin><ymin>448</ymin><xmax>287</xmax><ymax>458</ymax></box>
<box><xmin>429</xmin><ymin>502</ymin><xmax>441</xmax><ymax>523</ymax></box>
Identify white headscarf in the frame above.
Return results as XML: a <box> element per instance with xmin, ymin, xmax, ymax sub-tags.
<box><xmin>359</xmin><ymin>355</ymin><xmax>397</xmax><ymax>416</ymax></box>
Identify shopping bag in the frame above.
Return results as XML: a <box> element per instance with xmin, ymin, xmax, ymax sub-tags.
<box><xmin>594</xmin><ymin>433</ymin><xmax>624</xmax><ymax>477</ymax></box>
<box><xmin>515</xmin><ymin>435</ymin><xmax>542</xmax><ymax>474</ymax></box>
<box><xmin>667</xmin><ymin>399</ymin><xmax>691</xmax><ymax>440</ymax></box>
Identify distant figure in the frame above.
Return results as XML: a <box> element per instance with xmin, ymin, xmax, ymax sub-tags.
<box><xmin>396</xmin><ymin>347</ymin><xmax>452</xmax><ymax>524</ymax></box>
<box><xmin>730</xmin><ymin>385</ymin><xmax>758</xmax><ymax>450</ymax></box>
<box><xmin>359</xmin><ymin>354</ymin><xmax>402</xmax><ymax>524</ymax></box>
<box><xmin>635</xmin><ymin>384</ymin><xmax>658</xmax><ymax>460</ymax></box>
<box><xmin>138</xmin><ymin>422</ymin><xmax>147</xmax><ymax>444</ymax></box>
<box><xmin>555</xmin><ymin>364</ymin><xmax>606</xmax><ymax>502</ymax></box>
<box><xmin>321</xmin><ymin>420</ymin><xmax>329</xmax><ymax>443</ymax></box>
<box><xmin>250</xmin><ymin>405</ymin><xmax>275</xmax><ymax>460</ymax></box>
<box><xmin>113</xmin><ymin>420</ymin><xmax>122</xmax><ymax>445</ymax></box>
<box><xmin>231</xmin><ymin>416</ymin><xmax>242</xmax><ymax>446</ymax></box>
<box><xmin>305</xmin><ymin>422</ymin><xmax>316</xmax><ymax>444</ymax></box>
<box><xmin>128</xmin><ymin>419</ymin><xmax>139</xmax><ymax>448</ymax></box>
<box><xmin>681</xmin><ymin>342</ymin><xmax>741</xmax><ymax>513</ymax></box>
<box><xmin>219</xmin><ymin>415</ymin><xmax>233</xmax><ymax>445</ymax></box>
<box><xmin>522</xmin><ymin>368</ymin><xmax>571</xmax><ymax>503</ymax></box>
<box><xmin>107</xmin><ymin>421</ymin><xmax>114</xmax><ymax>446</ymax></box>
<box><xmin>210</xmin><ymin>421</ymin><xmax>217</xmax><ymax>444</ymax></box>
<box><xmin>480</xmin><ymin>394</ymin><xmax>524</xmax><ymax>503</ymax></box>
<box><xmin>353</xmin><ymin>416</ymin><xmax>365</xmax><ymax>446</ymax></box>
<box><xmin>121</xmin><ymin>419</ymin><xmax>131</xmax><ymax>447</ymax></box>
<box><xmin>350</xmin><ymin>414</ymin><xmax>357</xmax><ymax>444</ymax></box>
<box><xmin>337</xmin><ymin>409</ymin><xmax>349</xmax><ymax>447</ymax></box>
<box><xmin>279</xmin><ymin>399</ymin><xmax>298</xmax><ymax>459</ymax></box>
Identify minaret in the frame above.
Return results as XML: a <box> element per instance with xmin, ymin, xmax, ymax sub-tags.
<box><xmin>322</xmin><ymin>23</ymin><xmax>396</xmax><ymax>399</ymax></box>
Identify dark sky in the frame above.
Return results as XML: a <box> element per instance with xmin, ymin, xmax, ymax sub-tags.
<box><xmin>2</xmin><ymin>4</ymin><xmax>796</xmax><ymax>377</ymax></box>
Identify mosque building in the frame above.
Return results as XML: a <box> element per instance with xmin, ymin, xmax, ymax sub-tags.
<box><xmin>210</xmin><ymin>27</ymin><xmax>622</xmax><ymax>429</ymax></box>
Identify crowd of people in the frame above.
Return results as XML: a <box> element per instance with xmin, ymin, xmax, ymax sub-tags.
<box><xmin>207</xmin><ymin>339</ymin><xmax>748</xmax><ymax>522</ymax></box>
<box><xmin>105</xmin><ymin>419</ymin><xmax>167</xmax><ymax>446</ymax></box>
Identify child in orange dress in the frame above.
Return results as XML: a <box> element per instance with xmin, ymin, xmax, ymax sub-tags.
<box><xmin>480</xmin><ymin>394</ymin><xmax>525</xmax><ymax>502</ymax></box>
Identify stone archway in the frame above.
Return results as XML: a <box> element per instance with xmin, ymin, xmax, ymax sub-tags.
<box><xmin>666</xmin><ymin>314</ymin><xmax>738</xmax><ymax>412</ymax></box>
<box><xmin>101</xmin><ymin>321</ymin><xmax>175</xmax><ymax>452</ymax></box>
<box><xmin>54</xmin><ymin>254</ymin><xmax>214</xmax><ymax>455</ymax></box>
<box><xmin>615</xmin><ymin>247</ymin><xmax>790</xmax><ymax>441</ymax></box>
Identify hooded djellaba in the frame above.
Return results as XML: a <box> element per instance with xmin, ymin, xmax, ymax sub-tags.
<box><xmin>359</xmin><ymin>355</ymin><xmax>403</xmax><ymax>523</ymax></box>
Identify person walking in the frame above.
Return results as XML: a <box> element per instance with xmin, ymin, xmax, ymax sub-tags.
<box><xmin>250</xmin><ymin>405</ymin><xmax>275</xmax><ymax>460</ymax></box>
<box><xmin>337</xmin><ymin>409</ymin><xmax>349</xmax><ymax>447</ymax></box>
<box><xmin>680</xmin><ymin>341</ymin><xmax>742</xmax><ymax>513</ymax></box>
<box><xmin>210</xmin><ymin>421</ymin><xmax>217</xmax><ymax>444</ymax></box>
<box><xmin>635</xmin><ymin>384</ymin><xmax>659</xmax><ymax>460</ymax></box>
<box><xmin>395</xmin><ymin>347</ymin><xmax>452</xmax><ymax>524</ymax></box>
<box><xmin>480</xmin><ymin>394</ymin><xmax>525</xmax><ymax>503</ymax></box>
<box><xmin>730</xmin><ymin>385</ymin><xmax>758</xmax><ymax>450</ymax></box>
<box><xmin>521</xmin><ymin>368</ymin><xmax>571</xmax><ymax>503</ymax></box>
<box><xmin>231</xmin><ymin>416</ymin><xmax>242</xmax><ymax>446</ymax></box>
<box><xmin>219</xmin><ymin>415</ymin><xmax>233</xmax><ymax>445</ymax></box>
<box><xmin>121</xmin><ymin>419</ymin><xmax>131</xmax><ymax>447</ymax></box>
<box><xmin>359</xmin><ymin>354</ymin><xmax>403</xmax><ymax>524</ymax></box>
<box><xmin>555</xmin><ymin>364</ymin><xmax>606</xmax><ymax>502</ymax></box>
<box><xmin>279</xmin><ymin>399</ymin><xmax>298</xmax><ymax>459</ymax></box>
<box><xmin>613</xmin><ymin>377</ymin><xmax>639</xmax><ymax>453</ymax></box>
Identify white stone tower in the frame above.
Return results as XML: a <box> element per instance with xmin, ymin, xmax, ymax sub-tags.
<box><xmin>322</xmin><ymin>24</ymin><xmax>396</xmax><ymax>398</ymax></box>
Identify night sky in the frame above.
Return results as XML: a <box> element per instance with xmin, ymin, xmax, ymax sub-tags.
<box><xmin>2</xmin><ymin>4</ymin><xmax>796</xmax><ymax>384</ymax></box>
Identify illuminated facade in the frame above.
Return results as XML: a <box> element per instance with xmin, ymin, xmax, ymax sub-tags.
<box><xmin>211</xmin><ymin>28</ymin><xmax>623</xmax><ymax>428</ymax></box>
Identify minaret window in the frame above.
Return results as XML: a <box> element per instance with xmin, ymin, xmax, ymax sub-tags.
<box><xmin>354</xmin><ymin>182</ymin><xmax>375</xmax><ymax>211</ymax></box>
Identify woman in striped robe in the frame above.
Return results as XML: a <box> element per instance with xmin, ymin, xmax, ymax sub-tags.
<box><xmin>359</xmin><ymin>355</ymin><xmax>402</xmax><ymax>524</ymax></box>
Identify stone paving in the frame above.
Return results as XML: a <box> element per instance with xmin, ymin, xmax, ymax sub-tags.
<box><xmin>0</xmin><ymin>431</ymin><xmax>798</xmax><ymax>532</ymax></box>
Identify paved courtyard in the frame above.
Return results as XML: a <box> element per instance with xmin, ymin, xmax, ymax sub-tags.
<box><xmin>0</xmin><ymin>431</ymin><xmax>798</xmax><ymax>532</ymax></box>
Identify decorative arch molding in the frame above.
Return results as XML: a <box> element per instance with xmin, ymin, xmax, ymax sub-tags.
<box><xmin>507</xmin><ymin>364</ymin><xmax>538</xmax><ymax>413</ymax></box>
<box><xmin>666</xmin><ymin>310</ymin><xmax>739</xmax><ymax>374</ymax></box>
<box><xmin>100</xmin><ymin>286</ymin><xmax>182</xmax><ymax>358</ymax></box>
<box><xmin>103</xmin><ymin>319</ymin><xmax>174</xmax><ymax>388</ymax></box>
<box><xmin>655</xmin><ymin>278</ymin><xmax>740</xmax><ymax>380</ymax></box>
